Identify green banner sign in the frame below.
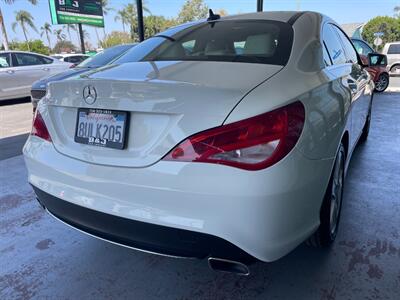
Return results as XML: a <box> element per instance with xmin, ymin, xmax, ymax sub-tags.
<box><xmin>49</xmin><ymin>0</ymin><xmax>104</xmax><ymax>27</ymax></box>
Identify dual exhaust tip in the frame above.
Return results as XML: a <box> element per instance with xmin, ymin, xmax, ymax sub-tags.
<box><xmin>208</xmin><ymin>257</ymin><xmax>250</xmax><ymax>276</ymax></box>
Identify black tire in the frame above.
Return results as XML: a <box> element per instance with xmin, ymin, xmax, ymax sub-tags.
<box><xmin>359</xmin><ymin>102</ymin><xmax>372</xmax><ymax>143</ymax></box>
<box><xmin>390</xmin><ymin>64</ymin><xmax>400</xmax><ymax>74</ymax></box>
<box><xmin>374</xmin><ymin>73</ymin><xmax>389</xmax><ymax>93</ymax></box>
<box><xmin>308</xmin><ymin>144</ymin><xmax>345</xmax><ymax>248</ymax></box>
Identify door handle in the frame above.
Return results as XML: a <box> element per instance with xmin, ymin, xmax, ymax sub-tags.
<box><xmin>42</xmin><ymin>67</ymin><xmax>50</xmax><ymax>71</ymax></box>
<box><xmin>6</xmin><ymin>70</ymin><xmax>14</xmax><ymax>74</ymax></box>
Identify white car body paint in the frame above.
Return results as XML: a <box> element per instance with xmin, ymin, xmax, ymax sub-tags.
<box><xmin>24</xmin><ymin>11</ymin><xmax>373</xmax><ymax>263</ymax></box>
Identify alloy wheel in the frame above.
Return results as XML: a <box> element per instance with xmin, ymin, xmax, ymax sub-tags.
<box><xmin>375</xmin><ymin>75</ymin><xmax>389</xmax><ymax>92</ymax></box>
<box><xmin>329</xmin><ymin>149</ymin><xmax>344</xmax><ymax>238</ymax></box>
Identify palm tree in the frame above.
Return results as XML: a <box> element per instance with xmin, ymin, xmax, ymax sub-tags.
<box><xmin>40</xmin><ymin>22</ymin><xmax>52</xmax><ymax>49</ymax></box>
<box><xmin>11</xmin><ymin>10</ymin><xmax>38</xmax><ymax>51</ymax></box>
<box><xmin>122</xmin><ymin>2</ymin><xmax>151</xmax><ymax>41</ymax></box>
<box><xmin>100</xmin><ymin>0</ymin><xmax>113</xmax><ymax>37</ymax></box>
<box><xmin>114</xmin><ymin>9</ymin><xmax>128</xmax><ymax>32</ymax></box>
<box><xmin>63</xmin><ymin>24</ymin><xmax>76</xmax><ymax>43</ymax></box>
<box><xmin>0</xmin><ymin>0</ymin><xmax>37</xmax><ymax>50</ymax></box>
<box><xmin>53</xmin><ymin>29</ymin><xmax>66</xmax><ymax>42</ymax></box>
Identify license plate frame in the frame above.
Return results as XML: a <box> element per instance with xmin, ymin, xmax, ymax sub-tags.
<box><xmin>74</xmin><ymin>108</ymin><xmax>129</xmax><ymax>150</ymax></box>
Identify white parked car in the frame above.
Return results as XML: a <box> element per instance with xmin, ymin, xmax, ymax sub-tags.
<box><xmin>24</xmin><ymin>11</ymin><xmax>374</xmax><ymax>275</ymax></box>
<box><xmin>51</xmin><ymin>53</ymin><xmax>90</xmax><ymax>65</ymax></box>
<box><xmin>382</xmin><ymin>42</ymin><xmax>400</xmax><ymax>74</ymax></box>
<box><xmin>0</xmin><ymin>51</ymin><xmax>71</xmax><ymax>101</ymax></box>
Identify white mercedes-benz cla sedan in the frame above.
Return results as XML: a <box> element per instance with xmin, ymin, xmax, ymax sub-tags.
<box><xmin>24</xmin><ymin>11</ymin><xmax>374</xmax><ymax>275</ymax></box>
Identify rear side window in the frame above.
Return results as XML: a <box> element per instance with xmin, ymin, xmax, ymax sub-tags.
<box><xmin>117</xmin><ymin>20</ymin><xmax>294</xmax><ymax>66</ymax></box>
<box><xmin>332</xmin><ymin>26</ymin><xmax>358</xmax><ymax>63</ymax></box>
<box><xmin>388</xmin><ymin>44</ymin><xmax>400</xmax><ymax>54</ymax></box>
<box><xmin>323</xmin><ymin>25</ymin><xmax>346</xmax><ymax>65</ymax></box>
<box><xmin>0</xmin><ymin>53</ymin><xmax>11</xmax><ymax>67</ymax></box>
<box><xmin>13</xmin><ymin>53</ymin><xmax>51</xmax><ymax>66</ymax></box>
<box><xmin>65</xmin><ymin>56</ymin><xmax>87</xmax><ymax>63</ymax></box>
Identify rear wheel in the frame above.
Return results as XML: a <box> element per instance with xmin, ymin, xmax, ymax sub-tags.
<box><xmin>308</xmin><ymin>144</ymin><xmax>345</xmax><ymax>247</ymax></box>
<box><xmin>374</xmin><ymin>73</ymin><xmax>389</xmax><ymax>93</ymax></box>
<box><xmin>359</xmin><ymin>102</ymin><xmax>372</xmax><ymax>143</ymax></box>
<box><xmin>390</xmin><ymin>64</ymin><xmax>400</xmax><ymax>75</ymax></box>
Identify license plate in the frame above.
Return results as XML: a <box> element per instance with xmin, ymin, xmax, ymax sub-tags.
<box><xmin>74</xmin><ymin>108</ymin><xmax>129</xmax><ymax>149</ymax></box>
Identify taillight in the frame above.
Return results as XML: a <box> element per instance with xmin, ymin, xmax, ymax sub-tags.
<box><xmin>31</xmin><ymin>110</ymin><xmax>52</xmax><ymax>142</ymax></box>
<box><xmin>163</xmin><ymin>101</ymin><xmax>305</xmax><ymax>170</ymax></box>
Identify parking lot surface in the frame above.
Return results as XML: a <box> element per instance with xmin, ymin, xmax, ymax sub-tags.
<box><xmin>1</xmin><ymin>90</ymin><xmax>400</xmax><ymax>299</ymax></box>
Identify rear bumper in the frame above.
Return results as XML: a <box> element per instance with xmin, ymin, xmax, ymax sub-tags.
<box><xmin>24</xmin><ymin>135</ymin><xmax>334</xmax><ymax>262</ymax></box>
<box><xmin>33</xmin><ymin>186</ymin><xmax>256</xmax><ymax>263</ymax></box>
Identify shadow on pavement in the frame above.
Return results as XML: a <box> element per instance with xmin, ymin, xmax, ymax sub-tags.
<box><xmin>0</xmin><ymin>133</ymin><xmax>29</xmax><ymax>161</ymax></box>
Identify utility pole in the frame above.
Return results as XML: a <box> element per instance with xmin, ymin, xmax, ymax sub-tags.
<box><xmin>136</xmin><ymin>0</ymin><xmax>144</xmax><ymax>42</ymax></box>
<box><xmin>78</xmin><ymin>23</ymin><xmax>85</xmax><ymax>54</ymax></box>
<box><xmin>257</xmin><ymin>0</ymin><xmax>263</xmax><ymax>12</ymax></box>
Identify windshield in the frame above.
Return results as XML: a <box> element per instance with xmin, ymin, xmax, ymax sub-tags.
<box><xmin>116</xmin><ymin>20</ymin><xmax>293</xmax><ymax>65</ymax></box>
<box><xmin>77</xmin><ymin>44</ymin><xmax>133</xmax><ymax>68</ymax></box>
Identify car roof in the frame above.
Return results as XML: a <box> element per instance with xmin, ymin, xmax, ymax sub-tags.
<box><xmin>0</xmin><ymin>50</ymin><xmax>53</xmax><ymax>58</ymax></box>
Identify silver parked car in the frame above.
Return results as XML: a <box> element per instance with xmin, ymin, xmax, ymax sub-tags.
<box><xmin>382</xmin><ymin>42</ymin><xmax>400</xmax><ymax>74</ymax></box>
<box><xmin>0</xmin><ymin>51</ymin><xmax>71</xmax><ymax>101</ymax></box>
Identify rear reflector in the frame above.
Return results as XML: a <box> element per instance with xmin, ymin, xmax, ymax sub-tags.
<box><xmin>31</xmin><ymin>110</ymin><xmax>52</xmax><ymax>142</ymax></box>
<box><xmin>163</xmin><ymin>101</ymin><xmax>305</xmax><ymax>170</ymax></box>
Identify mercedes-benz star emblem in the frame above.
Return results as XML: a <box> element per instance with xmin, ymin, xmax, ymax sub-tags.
<box><xmin>83</xmin><ymin>85</ymin><xmax>97</xmax><ymax>105</ymax></box>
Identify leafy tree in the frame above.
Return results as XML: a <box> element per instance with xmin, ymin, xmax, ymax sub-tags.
<box><xmin>144</xmin><ymin>15</ymin><xmax>176</xmax><ymax>38</ymax></box>
<box><xmin>362</xmin><ymin>16</ymin><xmax>400</xmax><ymax>51</ymax></box>
<box><xmin>100</xmin><ymin>31</ymin><xmax>132</xmax><ymax>48</ymax></box>
<box><xmin>53</xmin><ymin>29</ymin><xmax>66</xmax><ymax>42</ymax></box>
<box><xmin>40</xmin><ymin>22</ymin><xmax>52</xmax><ymax>49</ymax></box>
<box><xmin>53</xmin><ymin>40</ymin><xmax>76</xmax><ymax>53</ymax></box>
<box><xmin>177</xmin><ymin>0</ymin><xmax>208</xmax><ymax>24</ymax></box>
<box><xmin>9</xmin><ymin>39</ymin><xmax>49</xmax><ymax>55</ymax></box>
<box><xmin>11</xmin><ymin>10</ymin><xmax>38</xmax><ymax>51</ymax></box>
<box><xmin>0</xmin><ymin>0</ymin><xmax>37</xmax><ymax>50</ymax></box>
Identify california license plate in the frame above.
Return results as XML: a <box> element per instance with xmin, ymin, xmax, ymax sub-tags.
<box><xmin>74</xmin><ymin>108</ymin><xmax>129</xmax><ymax>149</ymax></box>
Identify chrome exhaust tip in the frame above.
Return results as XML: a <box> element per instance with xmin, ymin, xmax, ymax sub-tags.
<box><xmin>208</xmin><ymin>257</ymin><xmax>250</xmax><ymax>276</ymax></box>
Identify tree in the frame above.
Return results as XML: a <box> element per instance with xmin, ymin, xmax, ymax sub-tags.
<box><xmin>53</xmin><ymin>29</ymin><xmax>66</xmax><ymax>42</ymax></box>
<box><xmin>177</xmin><ymin>0</ymin><xmax>208</xmax><ymax>24</ymax></box>
<box><xmin>63</xmin><ymin>24</ymin><xmax>76</xmax><ymax>44</ymax></box>
<box><xmin>362</xmin><ymin>16</ymin><xmax>400</xmax><ymax>51</ymax></box>
<box><xmin>121</xmin><ymin>2</ymin><xmax>151</xmax><ymax>41</ymax></box>
<box><xmin>9</xmin><ymin>39</ymin><xmax>49</xmax><ymax>55</ymax></box>
<box><xmin>40</xmin><ymin>22</ymin><xmax>52</xmax><ymax>49</ymax></box>
<box><xmin>115</xmin><ymin>9</ymin><xmax>128</xmax><ymax>32</ymax></box>
<box><xmin>144</xmin><ymin>16</ymin><xmax>176</xmax><ymax>39</ymax></box>
<box><xmin>11</xmin><ymin>10</ymin><xmax>38</xmax><ymax>51</ymax></box>
<box><xmin>395</xmin><ymin>6</ymin><xmax>400</xmax><ymax>18</ymax></box>
<box><xmin>100</xmin><ymin>31</ymin><xmax>132</xmax><ymax>48</ymax></box>
<box><xmin>53</xmin><ymin>40</ymin><xmax>76</xmax><ymax>53</ymax></box>
<box><xmin>0</xmin><ymin>0</ymin><xmax>37</xmax><ymax>50</ymax></box>
<box><xmin>100</xmin><ymin>0</ymin><xmax>113</xmax><ymax>40</ymax></box>
<box><xmin>216</xmin><ymin>9</ymin><xmax>228</xmax><ymax>17</ymax></box>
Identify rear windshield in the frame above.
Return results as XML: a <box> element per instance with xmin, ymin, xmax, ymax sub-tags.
<box><xmin>78</xmin><ymin>44</ymin><xmax>133</xmax><ymax>68</ymax></box>
<box><xmin>116</xmin><ymin>20</ymin><xmax>293</xmax><ymax>65</ymax></box>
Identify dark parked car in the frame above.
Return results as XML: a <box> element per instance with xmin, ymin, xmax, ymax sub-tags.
<box><xmin>351</xmin><ymin>38</ymin><xmax>390</xmax><ymax>92</ymax></box>
<box><xmin>31</xmin><ymin>44</ymin><xmax>136</xmax><ymax>111</ymax></box>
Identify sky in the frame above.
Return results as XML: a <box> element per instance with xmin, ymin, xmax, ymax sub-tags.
<box><xmin>1</xmin><ymin>0</ymin><xmax>399</xmax><ymax>49</ymax></box>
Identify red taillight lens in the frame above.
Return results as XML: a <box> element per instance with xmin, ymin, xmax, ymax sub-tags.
<box><xmin>31</xmin><ymin>110</ymin><xmax>52</xmax><ymax>142</ymax></box>
<box><xmin>163</xmin><ymin>101</ymin><xmax>305</xmax><ymax>170</ymax></box>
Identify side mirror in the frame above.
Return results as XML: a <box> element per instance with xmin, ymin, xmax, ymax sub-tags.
<box><xmin>368</xmin><ymin>53</ymin><xmax>388</xmax><ymax>67</ymax></box>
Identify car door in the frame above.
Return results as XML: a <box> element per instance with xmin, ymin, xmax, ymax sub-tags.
<box><xmin>333</xmin><ymin>26</ymin><xmax>372</xmax><ymax>142</ymax></box>
<box><xmin>0</xmin><ymin>52</ymin><xmax>17</xmax><ymax>100</ymax></box>
<box><xmin>10</xmin><ymin>52</ymin><xmax>53</xmax><ymax>98</ymax></box>
<box><xmin>323</xmin><ymin>24</ymin><xmax>359</xmax><ymax>151</ymax></box>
